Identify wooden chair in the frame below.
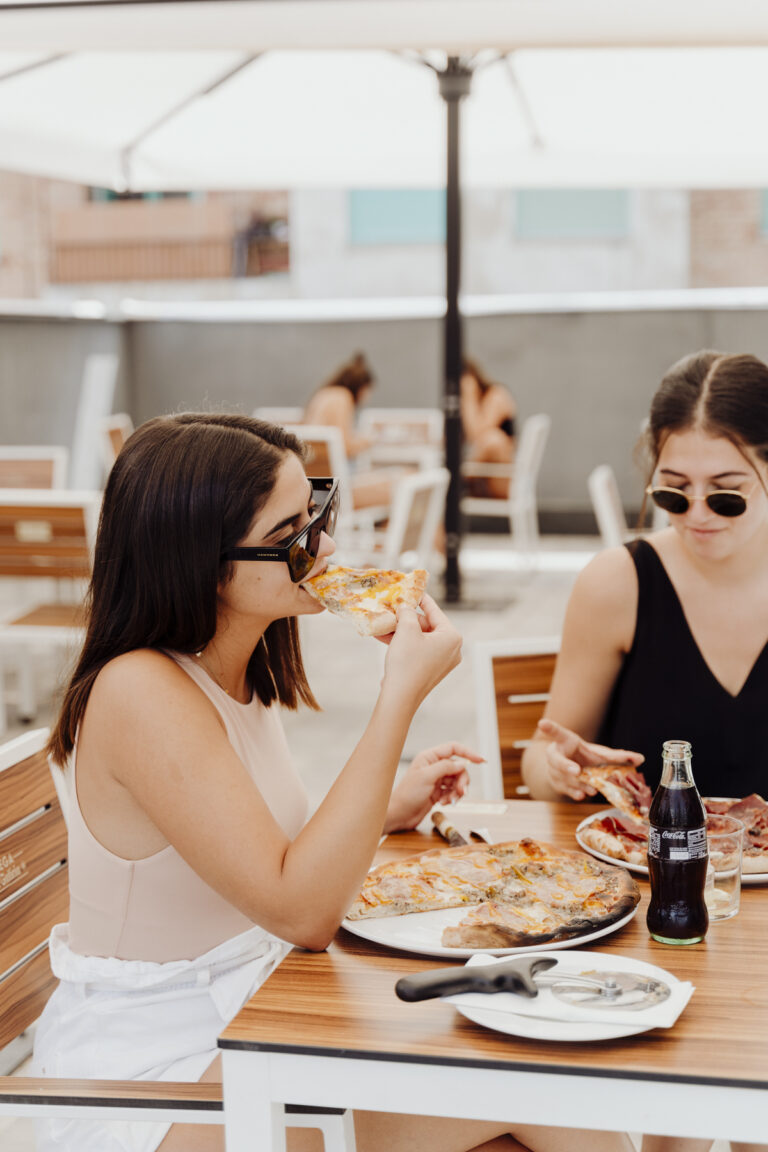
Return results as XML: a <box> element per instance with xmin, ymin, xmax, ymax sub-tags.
<box><xmin>472</xmin><ymin>635</ymin><xmax>560</xmax><ymax>800</ymax></box>
<box><xmin>99</xmin><ymin>412</ymin><xmax>134</xmax><ymax>477</ymax></box>
<box><xmin>0</xmin><ymin>490</ymin><xmax>101</xmax><ymax>736</ymax></box>
<box><xmin>461</xmin><ymin>413</ymin><xmax>551</xmax><ymax>559</ymax></box>
<box><xmin>0</xmin><ymin>447</ymin><xmax>69</xmax><ymax>491</ymax></box>
<box><xmin>339</xmin><ymin>467</ymin><xmax>449</xmax><ymax>572</ymax></box>
<box><xmin>0</xmin><ymin>728</ymin><xmax>355</xmax><ymax>1151</ymax></box>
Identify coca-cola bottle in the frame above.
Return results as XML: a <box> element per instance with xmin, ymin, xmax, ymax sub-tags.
<box><xmin>646</xmin><ymin>739</ymin><xmax>709</xmax><ymax>945</ymax></box>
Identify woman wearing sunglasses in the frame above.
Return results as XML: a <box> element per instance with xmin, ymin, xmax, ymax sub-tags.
<box><xmin>34</xmin><ymin>413</ymin><xmax>629</xmax><ymax>1152</ymax></box>
<box><xmin>523</xmin><ymin>351</ymin><xmax>768</xmax><ymax>1152</ymax></box>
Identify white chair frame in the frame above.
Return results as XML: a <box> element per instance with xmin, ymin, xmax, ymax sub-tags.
<box><xmin>461</xmin><ymin>413</ymin><xmax>551</xmax><ymax>557</ymax></box>
<box><xmin>253</xmin><ymin>406</ymin><xmax>305</xmax><ymax>426</ymax></box>
<box><xmin>472</xmin><ymin>635</ymin><xmax>560</xmax><ymax>800</ymax></box>
<box><xmin>338</xmin><ymin>466</ymin><xmax>449</xmax><ymax>572</ymax></box>
<box><xmin>99</xmin><ymin>412</ymin><xmax>135</xmax><ymax>476</ymax></box>
<box><xmin>69</xmin><ymin>353</ymin><xmax>119</xmax><ymax>490</ymax></box>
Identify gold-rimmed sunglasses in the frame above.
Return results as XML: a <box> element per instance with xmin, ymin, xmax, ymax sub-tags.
<box><xmin>646</xmin><ymin>484</ymin><xmax>754</xmax><ymax>518</ymax></box>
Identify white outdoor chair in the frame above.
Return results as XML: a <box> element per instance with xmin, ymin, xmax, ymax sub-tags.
<box><xmin>472</xmin><ymin>635</ymin><xmax>560</xmax><ymax>800</ymax></box>
<box><xmin>461</xmin><ymin>413</ymin><xmax>551</xmax><ymax>559</ymax></box>
<box><xmin>0</xmin><ymin>489</ymin><xmax>101</xmax><ymax>736</ymax></box>
<box><xmin>0</xmin><ymin>729</ymin><xmax>355</xmax><ymax>1152</ymax></box>
<box><xmin>338</xmin><ymin>467</ymin><xmax>449</xmax><ymax>572</ymax></box>
<box><xmin>99</xmin><ymin>412</ymin><xmax>134</xmax><ymax>476</ymax></box>
<box><xmin>357</xmin><ymin>407</ymin><xmax>443</xmax><ymax>471</ymax></box>
<box><xmin>69</xmin><ymin>352</ymin><xmax>119</xmax><ymax>489</ymax></box>
<box><xmin>588</xmin><ymin>464</ymin><xmax>631</xmax><ymax>549</ymax></box>
<box><xmin>0</xmin><ymin>446</ymin><xmax>69</xmax><ymax>490</ymax></box>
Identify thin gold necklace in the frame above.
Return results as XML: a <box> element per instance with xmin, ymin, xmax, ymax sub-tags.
<box><xmin>194</xmin><ymin>649</ymin><xmax>230</xmax><ymax>696</ymax></box>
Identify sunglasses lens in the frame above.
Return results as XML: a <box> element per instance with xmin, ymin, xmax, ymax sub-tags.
<box><xmin>288</xmin><ymin>539</ymin><xmax>315</xmax><ymax>582</ymax></box>
<box><xmin>651</xmin><ymin>488</ymin><xmax>689</xmax><ymax>515</ymax></box>
<box><xmin>707</xmin><ymin>491</ymin><xmax>747</xmax><ymax>517</ymax></box>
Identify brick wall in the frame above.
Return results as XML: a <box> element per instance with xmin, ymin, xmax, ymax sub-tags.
<box><xmin>690</xmin><ymin>189</ymin><xmax>768</xmax><ymax>288</ymax></box>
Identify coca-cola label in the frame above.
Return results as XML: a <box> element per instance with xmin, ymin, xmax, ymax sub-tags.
<box><xmin>648</xmin><ymin>826</ymin><xmax>708</xmax><ymax>861</ymax></box>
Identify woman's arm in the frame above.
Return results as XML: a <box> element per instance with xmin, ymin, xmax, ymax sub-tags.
<box><xmin>521</xmin><ymin>546</ymin><xmax>642</xmax><ymax>801</ymax></box>
<box><xmin>86</xmin><ymin>596</ymin><xmax>462</xmax><ymax>952</ymax></box>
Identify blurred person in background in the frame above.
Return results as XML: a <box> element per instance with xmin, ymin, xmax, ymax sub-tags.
<box><xmin>461</xmin><ymin>357</ymin><xmax>517</xmax><ymax>499</ymax></box>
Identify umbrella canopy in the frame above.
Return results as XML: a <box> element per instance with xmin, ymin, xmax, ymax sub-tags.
<box><xmin>1</xmin><ymin>47</ymin><xmax>768</xmax><ymax>191</ymax></box>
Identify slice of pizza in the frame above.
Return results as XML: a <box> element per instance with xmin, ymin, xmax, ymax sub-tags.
<box><xmin>579</xmin><ymin>764</ymin><xmax>652</xmax><ymax>822</ymax></box>
<box><xmin>579</xmin><ymin>813</ymin><xmax>649</xmax><ymax>866</ymax></box>
<box><xmin>303</xmin><ymin>565</ymin><xmax>428</xmax><ymax>636</ymax></box>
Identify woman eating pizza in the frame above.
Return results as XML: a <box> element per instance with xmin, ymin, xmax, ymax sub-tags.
<box><xmin>33</xmin><ymin>412</ymin><xmax>633</xmax><ymax>1152</ymax></box>
<box><xmin>522</xmin><ymin>350</ymin><xmax>768</xmax><ymax>1152</ymax></box>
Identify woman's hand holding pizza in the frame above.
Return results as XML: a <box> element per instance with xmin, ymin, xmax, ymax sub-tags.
<box><xmin>383</xmin><ymin>742</ymin><xmax>482</xmax><ymax>833</ymax></box>
<box><xmin>536</xmin><ymin>717</ymin><xmax>644</xmax><ymax>801</ymax></box>
<box><xmin>381</xmin><ymin>593</ymin><xmax>462</xmax><ymax>708</ymax></box>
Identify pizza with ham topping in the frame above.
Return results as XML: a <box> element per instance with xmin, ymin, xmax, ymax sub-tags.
<box><xmin>303</xmin><ymin>565</ymin><xmax>427</xmax><ymax>636</ymax></box>
<box><xmin>346</xmin><ymin>838</ymin><xmax>640</xmax><ymax>949</ymax></box>
<box><xmin>578</xmin><ymin>764</ymin><xmax>653</xmax><ymax>822</ymax></box>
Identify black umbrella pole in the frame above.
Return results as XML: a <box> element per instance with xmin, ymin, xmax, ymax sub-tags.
<box><xmin>439</xmin><ymin>60</ymin><xmax>472</xmax><ymax>604</ymax></box>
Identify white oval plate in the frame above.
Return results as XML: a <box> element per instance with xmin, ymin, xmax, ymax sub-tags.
<box><xmin>576</xmin><ymin>805</ymin><xmax>768</xmax><ymax>885</ymax></box>
<box><xmin>341</xmin><ymin>905</ymin><xmax>638</xmax><ymax>960</ymax></box>
<box><xmin>450</xmin><ymin>950</ymin><xmax>675</xmax><ymax>1042</ymax></box>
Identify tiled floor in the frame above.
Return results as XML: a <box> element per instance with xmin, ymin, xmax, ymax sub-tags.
<box><xmin>0</xmin><ymin>535</ymin><xmax>729</xmax><ymax>1150</ymax></box>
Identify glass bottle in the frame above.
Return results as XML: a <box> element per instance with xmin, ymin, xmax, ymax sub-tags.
<box><xmin>646</xmin><ymin>739</ymin><xmax>709</xmax><ymax>945</ymax></box>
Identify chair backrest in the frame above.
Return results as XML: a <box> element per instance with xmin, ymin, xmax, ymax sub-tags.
<box><xmin>378</xmin><ymin>467</ymin><xmax>450</xmax><ymax>570</ymax></box>
<box><xmin>472</xmin><ymin>635</ymin><xmax>560</xmax><ymax>800</ymax></box>
<box><xmin>512</xmin><ymin>413</ymin><xmax>551</xmax><ymax>502</ymax></box>
<box><xmin>358</xmin><ymin>407</ymin><xmax>443</xmax><ymax>445</ymax></box>
<box><xmin>0</xmin><ymin>489</ymin><xmax>101</xmax><ymax>583</ymax></box>
<box><xmin>588</xmin><ymin>464</ymin><xmax>629</xmax><ymax>549</ymax></box>
<box><xmin>0</xmin><ymin>728</ymin><xmax>67</xmax><ymax>1050</ymax></box>
<box><xmin>99</xmin><ymin>413</ymin><xmax>134</xmax><ymax>475</ymax></box>
<box><xmin>0</xmin><ymin>447</ymin><xmax>69</xmax><ymax>491</ymax></box>
<box><xmin>69</xmin><ymin>353</ymin><xmax>119</xmax><ymax>490</ymax></box>
<box><xmin>283</xmin><ymin>424</ymin><xmax>355</xmax><ymax>518</ymax></box>
<box><xmin>253</xmin><ymin>406</ymin><xmax>305</xmax><ymax>426</ymax></box>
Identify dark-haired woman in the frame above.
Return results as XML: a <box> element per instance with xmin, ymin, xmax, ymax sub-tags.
<box><xmin>33</xmin><ymin>414</ymin><xmax>630</xmax><ymax>1152</ymax></box>
<box><xmin>522</xmin><ymin>351</ymin><xmax>768</xmax><ymax>1152</ymax></box>
<box><xmin>461</xmin><ymin>358</ymin><xmax>517</xmax><ymax>499</ymax></box>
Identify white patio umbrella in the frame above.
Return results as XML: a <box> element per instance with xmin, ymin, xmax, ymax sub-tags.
<box><xmin>3</xmin><ymin>0</ymin><xmax>768</xmax><ymax>594</ymax></box>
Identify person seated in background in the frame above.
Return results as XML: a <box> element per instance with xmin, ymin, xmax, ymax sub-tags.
<box><xmin>521</xmin><ymin>349</ymin><xmax>768</xmax><ymax>1152</ymax></box>
<box><xmin>304</xmin><ymin>352</ymin><xmax>396</xmax><ymax>510</ymax></box>
<box><xmin>460</xmin><ymin>357</ymin><xmax>517</xmax><ymax>499</ymax></box>
<box><xmin>304</xmin><ymin>351</ymin><xmax>376</xmax><ymax>460</ymax></box>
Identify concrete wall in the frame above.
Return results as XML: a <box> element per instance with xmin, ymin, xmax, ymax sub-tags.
<box><xmin>3</xmin><ymin>293</ymin><xmax>768</xmax><ymax>520</ymax></box>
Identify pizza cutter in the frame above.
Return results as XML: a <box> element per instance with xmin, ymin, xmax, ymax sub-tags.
<box><xmin>395</xmin><ymin>956</ymin><xmax>671</xmax><ymax>1012</ymax></box>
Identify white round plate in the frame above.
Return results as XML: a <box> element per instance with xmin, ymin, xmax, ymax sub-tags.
<box><xmin>341</xmin><ymin>905</ymin><xmax>638</xmax><ymax>960</ymax></box>
<box><xmin>450</xmin><ymin>950</ymin><xmax>674</xmax><ymax>1042</ymax></box>
<box><xmin>576</xmin><ymin>804</ymin><xmax>768</xmax><ymax>884</ymax></box>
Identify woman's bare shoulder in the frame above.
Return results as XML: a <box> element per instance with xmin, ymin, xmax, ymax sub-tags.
<box><xmin>573</xmin><ymin>544</ymin><xmax>637</xmax><ymax>600</ymax></box>
<box><xmin>90</xmin><ymin>650</ymin><xmax>212</xmax><ymax>719</ymax></box>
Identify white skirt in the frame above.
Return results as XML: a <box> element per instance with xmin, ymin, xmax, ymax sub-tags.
<box><xmin>32</xmin><ymin>923</ymin><xmax>291</xmax><ymax>1152</ymax></box>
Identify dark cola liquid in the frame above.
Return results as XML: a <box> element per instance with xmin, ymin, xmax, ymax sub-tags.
<box><xmin>646</xmin><ymin>782</ymin><xmax>708</xmax><ymax>945</ymax></box>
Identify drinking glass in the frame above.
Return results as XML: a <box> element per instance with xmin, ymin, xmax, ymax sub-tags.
<box><xmin>704</xmin><ymin>814</ymin><xmax>744</xmax><ymax>921</ymax></box>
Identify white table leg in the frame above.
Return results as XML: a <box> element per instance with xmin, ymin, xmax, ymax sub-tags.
<box><xmin>222</xmin><ymin>1050</ymin><xmax>286</xmax><ymax>1152</ymax></box>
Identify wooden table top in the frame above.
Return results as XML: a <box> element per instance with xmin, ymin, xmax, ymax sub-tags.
<box><xmin>219</xmin><ymin>801</ymin><xmax>768</xmax><ymax>1090</ymax></box>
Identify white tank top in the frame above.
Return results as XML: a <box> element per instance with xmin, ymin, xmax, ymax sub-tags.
<box><xmin>66</xmin><ymin>654</ymin><xmax>308</xmax><ymax>962</ymax></box>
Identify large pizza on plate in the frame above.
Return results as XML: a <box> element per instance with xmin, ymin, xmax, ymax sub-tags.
<box><xmin>346</xmin><ymin>838</ymin><xmax>640</xmax><ymax>949</ymax></box>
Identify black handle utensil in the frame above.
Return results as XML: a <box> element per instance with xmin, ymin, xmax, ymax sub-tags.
<box><xmin>396</xmin><ymin>956</ymin><xmax>558</xmax><ymax>1002</ymax></box>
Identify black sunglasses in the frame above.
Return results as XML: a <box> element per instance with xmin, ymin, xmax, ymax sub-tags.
<box><xmin>222</xmin><ymin>477</ymin><xmax>340</xmax><ymax>582</ymax></box>
<box><xmin>646</xmin><ymin>484</ymin><xmax>753</xmax><ymax>518</ymax></box>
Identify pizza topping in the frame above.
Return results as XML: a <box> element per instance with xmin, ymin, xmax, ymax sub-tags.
<box><xmin>347</xmin><ymin>838</ymin><xmax>640</xmax><ymax>949</ymax></box>
<box><xmin>303</xmin><ymin>565</ymin><xmax>428</xmax><ymax>636</ymax></box>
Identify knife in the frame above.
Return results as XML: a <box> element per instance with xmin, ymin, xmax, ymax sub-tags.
<box><xmin>395</xmin><ymin>956</ymin><xmax>558</xmax><ymax>1002</ymax></box>
<box><xmin>431</xmin><ymin>810</ymin><xmax>468</xmax><ymax>847</ymax></box>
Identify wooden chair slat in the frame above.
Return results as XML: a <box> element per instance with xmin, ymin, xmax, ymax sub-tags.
<box><xmin>0</xmin><ymin>866</ymin><xmax>68</xmax><ymax>980</ymax></box>
<box><xmin>0</xmin><ymin>462</ymin><xmax>56</xmax><ymax>489</ymax></box>
<box><xmin>0</xmin><ymin>750</ymin><xmax>57</xmax><ymax>830</ymax></box>
<box><xmin>0</xmin><ymin>1077</ymin><xmax>223</xmax><ymax>1108</ymax></box>
<box><xmin>0</xmin><ymin>806</ymin><xmax>67</xmax><ymax>903</ymax></box>
<box><xmin>9</xmin><ymin>603</ymin><xmax>85</xmax><ymax>629</ymax></box>
<box><xmin>493</xmin><ymin>652</ymin><xmax>557</xmax><ymax>697</ymax></box>
<box><xmin>0</xmin><ymin>946</ymin><xmax>58</xmax><ymax>1051</ymax></box>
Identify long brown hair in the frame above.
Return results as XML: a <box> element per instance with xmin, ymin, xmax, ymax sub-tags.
<box><xmin>318</xmin><ymin>352</ymin><xmax>374</xmax><ymax>403</ymax></box>
<box><xmin>48</xmin><ymin>412</ymin><xmax>319</xmax><ymax>766</ymax></box>
<box><xmin>638</xmin><ymin>350</ymin><xmax>768</xmax><ymax>522</ymax></box>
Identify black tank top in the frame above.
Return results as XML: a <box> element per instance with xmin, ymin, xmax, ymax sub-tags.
<box><xmin>597</xmin><ymin>538</ymin><xmax>768</xmax><ymax>796</ymax></box>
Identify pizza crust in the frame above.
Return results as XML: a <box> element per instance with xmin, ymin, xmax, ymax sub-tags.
<box><xmin>303</xmin><ymin>565</ymin><xmax>428</xmax><ymax>636</ymax></box>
